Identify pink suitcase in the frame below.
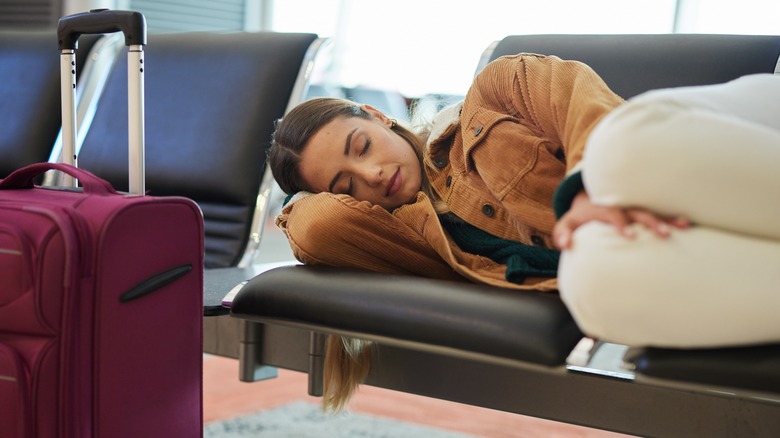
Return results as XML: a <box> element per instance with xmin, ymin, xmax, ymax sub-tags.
<box><xmin>0</xmin><ymin>10</ymin><xmax>204</xmax><ymax>438</ymax></box>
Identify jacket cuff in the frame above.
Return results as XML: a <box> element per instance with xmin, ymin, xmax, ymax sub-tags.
<box><xmin>553</xmin><ymin>168</ymin><xmax>584</xmax><ymax>219</ymax></box>
<box><xmin>282</xmin><ymin>191</ymin><xmax>314</xmax><ymax>207</ymax></box>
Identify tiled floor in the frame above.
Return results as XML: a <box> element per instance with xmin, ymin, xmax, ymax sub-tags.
<box><xmin>203</xmin><ymin>354</ymin><xmax>630</xmax><ymax>438</ymax></box>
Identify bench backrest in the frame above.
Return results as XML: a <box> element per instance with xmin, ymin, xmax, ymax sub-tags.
<box><xmin>76</xmin><ymin>32</ymin><xmax>319</xmax><ymax>268</ymax></box>
<box><xmin>483</xmin><ymin>34</ymin><xmax>780</xmax><ymax>99</ymax></box>
<box><xmin>0</xmin><ymin>31</ymin><xmax>98</xmax><ymax>178</ymax></box>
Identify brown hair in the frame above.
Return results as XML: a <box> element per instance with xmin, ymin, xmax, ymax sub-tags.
<box><xmin>322</xmin><ymin>336</ymin><xmax>373</xmax><ymax>413</ymax></box>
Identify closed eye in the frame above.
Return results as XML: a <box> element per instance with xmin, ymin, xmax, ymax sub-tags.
<box><xmin>334</xmin><ymin>176</ymin><xmax>354</xmax><ymax>196</ymax></box>
<box><xmin>346</xmin><ymin>177</ymin><xmax>354</xmax><ymax>196</ymax></box>
<box><xmin>359</xmin><ymin>139</ymin><xmax>371</xmax><ymax>157</ymax></box>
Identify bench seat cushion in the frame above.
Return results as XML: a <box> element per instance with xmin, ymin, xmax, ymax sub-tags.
<box><xmin>630</xmin><ymin>344</ymin><xmax>780</xmax><ymax>393</ymax></box>
<box><xmin>230</xmin><ymin>265</ymin><xmax>582</xmax><ymax>366</ymax></box>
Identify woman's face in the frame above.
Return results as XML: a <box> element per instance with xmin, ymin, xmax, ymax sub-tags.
<box><xmin>299</xmin><ymin>105</ymin><xmax>422</xmax><ymax>210</ymax></box>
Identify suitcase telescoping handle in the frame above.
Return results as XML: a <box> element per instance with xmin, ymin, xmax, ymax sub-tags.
<box><xmin>57</xmin><ymin>9</ymin><xmax>147</xmax><ymax>195</ymax></box>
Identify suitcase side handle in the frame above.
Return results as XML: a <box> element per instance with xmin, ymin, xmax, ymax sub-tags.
<box><xmin>0</xmin><ymin>163</ymin><xmax>117</xmax><ymax>195</ymax></box>
<box><xmin>57</xmin><ymin>9</ymin><xmax>147</xmax><ymax>50</ymax></box>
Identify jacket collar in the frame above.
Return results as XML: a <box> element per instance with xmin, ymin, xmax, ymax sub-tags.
<box><xmin>426</xmin><ymin>101</ymin><xmax>463</xmax><ymax>151</ymax></box>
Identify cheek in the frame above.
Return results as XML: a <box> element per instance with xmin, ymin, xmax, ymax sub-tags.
<box><xmin>409</xmin><ymin>167</ymin><xmax>423</xmax><ymax>192</ymax></box>
<box><xmin>394</xmin><ymin>137</ymin><xmax>417</xmax><ymax>165</ymax></box>
<box><xmin>404</xmin><ymin>156</ymin><xmax>423</xmax><ymax>194</ymax></box>
<box><xmin>404</xmin><ymin>147</ymin><xmax>421</xmax><ymax>177</ymax></box>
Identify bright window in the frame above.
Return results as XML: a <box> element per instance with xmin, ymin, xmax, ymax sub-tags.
<box><xmin>272</xmin><ymin>0</ymin><xmax>678</xmax><ymax>97</ymax></box>
<box><xmin>675</xmin><ymin>0</ymin><xmax>780</xmax><ymax>35</ymax></box>
<box><xmin>271</xmin><ymin>0</ymin><xmax>776</xmax><ymax>98</ymax></box>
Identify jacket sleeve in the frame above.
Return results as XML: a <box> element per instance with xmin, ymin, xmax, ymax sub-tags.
<box><xmin>466</xmin><ymin>53</ymin><xmax>624</xmax><ymax>219</ymax></box>
<box><xmin>473</xmin><ymin>53</ymin><xmax>624</xmax><ymax>171</ymax></box>
<box><xmin>275</xmin><ymin>192</ymin><xmax>464</xmax><ymax>281</ymax></box>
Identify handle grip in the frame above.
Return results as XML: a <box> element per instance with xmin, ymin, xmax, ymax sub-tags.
<box><xmin>0</xmin><ymin>163</ymin><xmax>117</xmax><ymax>195</ymax></box>
<box><xmin>57</xmin><ymin>9</ymin><xmax>147</xmax><ymax>50</ymax></box>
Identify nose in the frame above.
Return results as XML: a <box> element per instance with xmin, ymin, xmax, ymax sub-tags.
<box><xmin>355</xmin><ymin>165</ymin><xmax>383</xmax><ymax>187</ymax></box>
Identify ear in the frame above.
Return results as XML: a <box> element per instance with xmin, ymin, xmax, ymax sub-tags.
<box><xmin>359</xmin><ymin>104</ymin><xmax>392</xmax><ymax>127</ymax></box>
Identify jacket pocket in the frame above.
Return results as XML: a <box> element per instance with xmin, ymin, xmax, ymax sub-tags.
<box><xmin>461</xmin><ymin>108</ymin><xmax>518</xmax><ymax>172</ymax></box>
<box><xmin>0</xmin><ymin>342</ymin><xmax>30</xmax><ymax>438</ymax></box>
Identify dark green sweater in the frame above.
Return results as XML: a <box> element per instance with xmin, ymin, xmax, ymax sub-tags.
<box><xmin>439</xmin><ymin>212</ymin><xmax>560</xmax><ymax>284</ymax></box>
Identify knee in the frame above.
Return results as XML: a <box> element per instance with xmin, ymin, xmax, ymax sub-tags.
<box><xmin>557</xmin><ymin>222</ymin><xmax>660</xmax><ymax>344</ymax></box>
<box><xmin>557</xmin><ymin>223</ymin><xmax>626</xmax><ymax>340</ymax></box>
<box><xmin>582</xmin><ymin>91</ymin><xmax>690</xmax><ymax>204</ymax></box>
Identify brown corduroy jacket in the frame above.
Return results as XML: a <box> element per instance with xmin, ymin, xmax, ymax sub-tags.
<box><xmin>276</xmin><ymin>53</ymin><xmax>624</xmax><ymax>290</ymax></box>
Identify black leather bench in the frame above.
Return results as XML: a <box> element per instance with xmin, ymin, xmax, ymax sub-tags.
<box><xmin>224</xmin><ymin>34</ymin><xmax>780</xmax><ymax>437</ymax></box>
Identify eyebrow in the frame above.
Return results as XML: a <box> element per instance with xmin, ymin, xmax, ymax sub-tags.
<box><xmin>327</xmin><ymin>128</ymin><xmax>358</xmax><ymax>192</ymax></box>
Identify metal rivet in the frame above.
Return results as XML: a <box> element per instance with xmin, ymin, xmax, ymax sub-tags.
<box><xmin>481</xmin><ymin>203</ymin><xmax>494</xmax><ymax>217</ymax></box>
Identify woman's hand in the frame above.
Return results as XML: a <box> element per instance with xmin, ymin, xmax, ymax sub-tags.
<box><xmin>553</xmin><ymin>191</ymin><xmax>690</xmax><ymax>250</ymax></box>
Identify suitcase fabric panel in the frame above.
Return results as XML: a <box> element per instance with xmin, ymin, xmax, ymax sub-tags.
<box><xmin>0</xmin><ymin>342</ymin><xmax>31</xmax><ymax>438</ymax></box>
<box><xmin>0</xmin><ymin>223</ymin><xmax>32</xmax><ymax>306</ymax></box>
<box><xmin>92</xmin><ymin>199</ymin><xmax>204</xmax><ymax>438</ymax></box>
<box><xmin>0</xmin><ymin>206</ymin><xmax>76</xmax><ymax>335</ymax></box>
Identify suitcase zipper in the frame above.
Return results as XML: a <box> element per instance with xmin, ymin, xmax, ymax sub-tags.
<box><xmin>21</xmin><ymin>204</ymin><xmax>93</xmax><ymax>281</ymax></box>
<box><xmin>0</xmin><ymin>343</ymin><xmax>31</xmax><ymax>437</ymax></box>
<box><xmin>17</xmin><ymin>204</ymin><xmax>95</xmax><ymax>437</ymax></box>
<box><xmin>0</xmin><ymin>223</ymin><xmax>34</xmax><ymax>304</ymax></box>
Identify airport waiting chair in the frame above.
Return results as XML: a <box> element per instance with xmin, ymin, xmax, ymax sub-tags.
<box><xmin>0</xmin><ymin>30</ymin><xmax>98</xmax><ymax>178</ymax></box>
<box><xmin>69</xmin><ymin>31</ymin><xmax>325</xmax><ymax>356</ymax></box>
<box><xmin>75</xmin><ymin>31</ymin><xmax>321</xmax><ymax>270</ymax></box>
<box><xmin>224</xmin><ymin>34</ymin><xmax>780</xmax><ymax>437</ymax></box>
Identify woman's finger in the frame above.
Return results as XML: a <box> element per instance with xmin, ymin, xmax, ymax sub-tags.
<box><xmin>669</xmin><ymin>215</ymin><xmax>691</xmax><ymax>229</ymax></box>
<box><xmin>602</xmin><ymin>207</ymin><xmax>635</xmax><ymax>238</ymax></box>
<box><xmin>553</xmin><ymin>216</ymin><xmax>577</xmax><ymax>249</ymax></box>
<box><xmin>627</xmin><ymin>209</ymin><xmax>671</xmax><ymax>238</ymax></box>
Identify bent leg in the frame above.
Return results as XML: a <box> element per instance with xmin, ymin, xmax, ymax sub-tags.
<box><xmin>583</xmin><ymin>74</ymin><xmax>780</xmax><ymax>240</ymax></box>
<box><xmin>559</xmin><ymin>222</ymin><xmax>780</xmax><ymax>348</ymax></box>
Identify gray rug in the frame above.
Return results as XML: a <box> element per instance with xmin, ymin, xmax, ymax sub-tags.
<box><xmin>204</xmin><ymin>401</ymin><xmax>477</xmax><ymax>438</ymax></box>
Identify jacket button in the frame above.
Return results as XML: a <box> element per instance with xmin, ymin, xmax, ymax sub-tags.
<box><xmin>531</xmin><ymin>235</ymin><xmax>545</xmax><ymax>247</ymax></box>
<box><xmin>481</xmin><ymin>203</ymin><xmax>494</xmax><ymax>217</ymax></box>
<box><xmin>445</xmin><ymin>176</ymin><xmax>452</xmax><ymax>187</ymax></box>
<box><xmin>433</xmin><ymin>156</ymin><xmax>448</xmax><ymax>168</ymax></box>
<box><xmin>473</xmin><ymin>126</ymin><xmax>483</xmax><ymax>136</ymax></box>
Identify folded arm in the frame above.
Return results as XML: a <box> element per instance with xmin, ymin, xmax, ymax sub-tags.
<box><xmin>277</xmin><ymin>192</ymin><xmax>465</xmax><ymax>281</ymax></box>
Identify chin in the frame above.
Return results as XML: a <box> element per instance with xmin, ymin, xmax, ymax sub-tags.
<box><xmin>403</xmin><ymin>191</ymin><xmax>418</xmax><ymax>204</ymax></box>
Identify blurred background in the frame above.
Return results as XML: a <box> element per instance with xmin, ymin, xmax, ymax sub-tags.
<box><xmin>3</xmin><ymin>0</ymin><xmax>778</xmax><ymax>121</ymax></box>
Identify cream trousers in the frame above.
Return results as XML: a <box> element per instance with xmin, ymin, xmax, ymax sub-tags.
<box><xmin>558</xmin><ymin>74</ymin><xmax>780</xmax><ymax>348</ymax></box>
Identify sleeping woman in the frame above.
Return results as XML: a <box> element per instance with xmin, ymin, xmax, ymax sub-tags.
<box><xmin>268</xmin><ymin>53</ymin><xmax>780</xmax><ymax>410</ymax></box>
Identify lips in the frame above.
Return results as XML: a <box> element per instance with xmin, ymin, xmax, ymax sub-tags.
<box><xmin>385</xmin><ymin>169</ymin><xmax>401</xmax><ymax>197</ymax></box>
